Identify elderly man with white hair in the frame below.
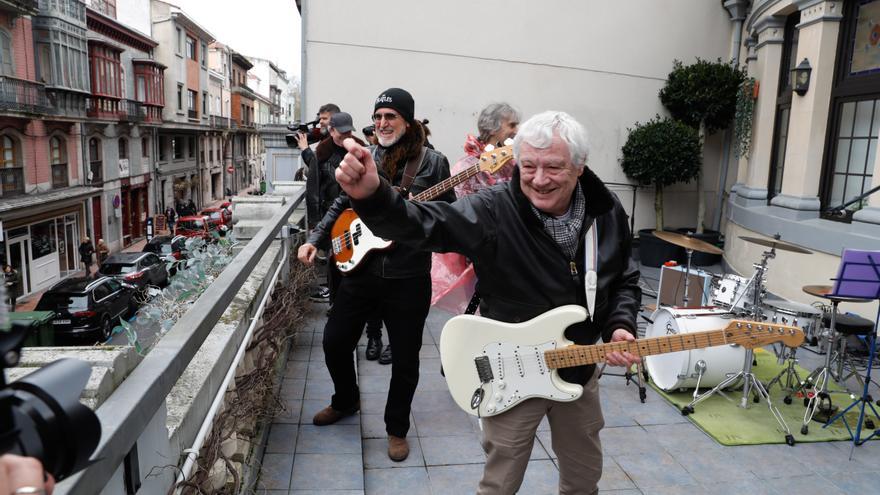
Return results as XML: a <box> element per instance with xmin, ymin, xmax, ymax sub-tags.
<box><xmin>335</xmin><ymin>111</ymin><xmax>642</xmax><ymax>494</ymax></box>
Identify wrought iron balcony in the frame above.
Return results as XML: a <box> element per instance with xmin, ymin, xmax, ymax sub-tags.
<box><xmin>210</xmin><ymin>115</ymin><xmax>232</xmax><ymax>128</ymax></box>
<box><xmin>120</xmin><ymin>99</ymin><xmax>145</xmax><ymax>122</ymax></box>
<box><xmin>0</xmin><ymin>76</ymin><xmax>53</xmax><ymax>114</ymax></box>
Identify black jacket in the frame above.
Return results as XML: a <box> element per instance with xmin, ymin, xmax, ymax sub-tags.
<box><xmin>307</xmin><ymin>145</ymin><xmax>455</xmax><ymax>279</ymax></box>
<box><xmin>302</xmin><ymin>136</ymin><xmax>365</xmax><ymax>228</ymax></box>
<box><xmin>352</xmin><ymin>166</ymin><xmax>641</xmax><ymax>383</ymax></box>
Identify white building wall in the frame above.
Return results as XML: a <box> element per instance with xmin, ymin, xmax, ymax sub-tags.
<box><xmin>115</xmin><ymin>0</ymin><xmax>152</xmax><ymax>36</ymax></box>
<box><xmin>303</xmin><ymin>0</ymin><xmax>734</xmax><ymax>231</ymax></box>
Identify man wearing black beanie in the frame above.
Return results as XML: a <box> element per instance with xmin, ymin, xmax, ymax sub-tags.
<box><xmin>298</xmin><ymin>87</ymin><xmax>455</xmax><ymax>462</ymax></box>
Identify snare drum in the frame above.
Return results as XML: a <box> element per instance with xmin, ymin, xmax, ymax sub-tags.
<box><xmin>763</xmin><ymin>299</ymin><xmax>822</xmax><ymax>346</ymax></box>
<box><xmin>645</xmin><ymin>307</ymin><xmax>745</xmax><ymax>391</ymax></box>
<box><xmin>712</xmin><ymin>274</ymin><xmax>753</xmax><ymax>313</ymax></box>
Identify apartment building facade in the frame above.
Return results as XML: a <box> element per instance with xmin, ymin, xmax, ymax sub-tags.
<box><xmin>0</xmin><ymin>0</ymin><xmax>100</xmax><ymax>296</ymax></box>
<box><xmin>150</xmin><ymin>0</ymin><xmax>213</xmax><ymax>213</ymax></box>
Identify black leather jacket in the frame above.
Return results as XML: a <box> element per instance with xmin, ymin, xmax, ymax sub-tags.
<box><xmin>352</xmin><ymin>166</ymin><xmax>641</xmax><ymax>383</ymax></box>
<box><xmin>307</xmin><ymin>145</ymin><xmax>455</xmax><ymax>279</ymax></box>
<box><xmin>302</xmin><ymin>137</ymin><xmax>365</xmax><ymax>228</ymax></box>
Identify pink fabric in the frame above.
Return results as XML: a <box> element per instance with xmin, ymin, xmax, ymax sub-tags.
<box><xmin>430</xmin><ymin>135</ymin><xmax>515</xmax><ymax>314</ymax></box>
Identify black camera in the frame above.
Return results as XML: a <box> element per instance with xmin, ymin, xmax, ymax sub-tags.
<box><xmin>285</xmin><ymin>119</ymin><xmax>323</xmax><ymax>147</ymax></box>
<box><xmin>362</xmin><ymin>124</ymin><xmax>375</xmax><ymax>137</ymax></box>
<box><xmin>0</xmin><ymin>292</ymin><xmax>101</xmax><ymax>482</ymax></box>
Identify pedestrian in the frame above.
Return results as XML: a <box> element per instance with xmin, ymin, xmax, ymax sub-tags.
<box><xmin>298</xmin><ymin>88</ymin><xmax>455</xmax><ymax>462</ymax></box>
<box><xmin>336</xmin><ymin>110</ymin><xmax>641</xmax><ymax>493</ymax></box>
<box><xmin>3</xmin><ymin>263</ymin><xmax>21</xmax><ymax>309</ymax></box>
<box><xmin>78</xmin><ymin>237</ymin><xmax>95</xmax><ymax>277</ymax></box>
<box><xmin>186</xmin><ymin>199</ymin><xmax>196</xmax><ymax>216</ymax></box>
<box><xmin>165</xmin><ymin>205</ymin><xmax>176</xmax><ymax>233</ymax></box>
<box><xmin>96</xmin><ymin>239</ymin><xmax>110</xmax><ymax>265</ymax></box>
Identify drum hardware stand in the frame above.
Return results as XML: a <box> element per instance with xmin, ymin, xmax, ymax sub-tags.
<box><xmin>681</xmin><ymin>246</ymin><xmax>796</xmax><ymax>446</ymax></box>
<box><xmin>766</xmin><ymin>343</ymin><xmax>804</xmax><ymax>405</ymax></box>
<box><xmin>798</xmin><ymin>299</ymin><xmax>852</xmax><ymax>434</ymax></box>
<box><xmin>820</xmin><ymin>250</ymin><xmax>880</xmax><ymax>455</ymax></box>
<box><xmin>681</xmin><ymin>247</ymin><xmax>694</xmax><ymax>308</ymax></box>
<box><xmin>597</xmin><ymin>361</ymin><xmax>648</xmax><ymax>403</ymax></box>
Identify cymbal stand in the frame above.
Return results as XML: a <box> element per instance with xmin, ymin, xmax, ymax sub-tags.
<box><xmin>682</xmin><ymin>247</ymin><xmax>796</xmax><ymax>445</ymax></box>
<box><xmin>681</xmin><ymin>248</ymin><xmax>694</xmax><ymax>307</ymax></box>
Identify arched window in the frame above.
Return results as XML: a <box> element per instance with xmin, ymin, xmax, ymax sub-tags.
<box><xmin>0</xmin><ymin>135</ymin><xmax>23</xmax><ymax>196</ymax></box>
<box><xmin>88</xmin><ymin>137</ymin><xmax>102</xmax><ymax>183</ymax></box>
<box><xmin>50</xmin><ymin>136</ymin><xmax>68</xmax><ymax>188</ymax></box>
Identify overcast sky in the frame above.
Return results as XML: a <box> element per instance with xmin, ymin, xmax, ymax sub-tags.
<box><xmin>173</xmin><ymin>0</ymin><xmax>302</xmax><ymax>80</ymax></box>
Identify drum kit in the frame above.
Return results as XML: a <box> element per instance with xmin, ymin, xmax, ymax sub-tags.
<box><xmin>644</xmin><ymin>231</ymin><xmax>877</xmax><ymax>445</ymax></box>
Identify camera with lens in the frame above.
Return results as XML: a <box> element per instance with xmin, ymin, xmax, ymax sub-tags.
<box><xmin>285</xmin><ymin>119</ymin><xmax>323</xmax><ymax>147</ymax></box>
<box><xmin>0</xmin><ymin>283</ymin><xmax>101</xmax><ymax>482</ymax></box>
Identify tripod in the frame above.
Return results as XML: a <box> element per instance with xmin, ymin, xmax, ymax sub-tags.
<box><xmin>681</xmin><ymin>246</ymin><xmax>796</xmax><ymax>446</ymax></box>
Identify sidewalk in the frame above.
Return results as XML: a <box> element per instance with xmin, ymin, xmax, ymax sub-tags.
<box><xmin>256</xmin><ymin>269</ymin><xmax>877</xmax><ymax>494</ymax></box>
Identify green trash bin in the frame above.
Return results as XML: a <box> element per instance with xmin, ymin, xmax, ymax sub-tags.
<box><xmin>10</xmin><ymin>311</ymin><xmax>56</xmax><ymax>347</ymax></box>
<box><xmin>260</xmin><ymin>180</ymin><xmax>267</xmax><ymax>194</ymax></box>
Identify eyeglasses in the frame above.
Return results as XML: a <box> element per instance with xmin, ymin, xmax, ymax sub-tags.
<box><xmin>372</xmin><ymin>112</ymin><xmax>400</xmax><ymax>123</ymax></box>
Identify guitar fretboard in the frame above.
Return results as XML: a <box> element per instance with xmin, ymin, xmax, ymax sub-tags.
<box><xmin>412</xmin><ymin>162</ymin><xmax>484</xmax><ymax>202</ymax></box>
<box><xmin>543</xmin><ymin>329</ymin><xmax>730</xmax><ymax>369</ymax></box>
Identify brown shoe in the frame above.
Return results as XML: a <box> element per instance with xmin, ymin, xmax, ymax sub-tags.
<box><xmin>388</xmin><ymin>435</ymin><xmax>409</xmax><ymax>462</ymax></box>
<box><xmin>312</xmin><ymin>402</ymin><xmax>359</xmax><ymax>426</ymax></box>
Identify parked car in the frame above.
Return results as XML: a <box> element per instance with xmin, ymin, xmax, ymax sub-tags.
<box><xmin>96</xmin><ymin>252</ymin><xmax>169</xmax><ymax>294</ymax></box>
<box><xmin>175</xmin><ymin>215</ymin><xmax>213</xmax><ymax>241</ymax></box>
<box><xmin>35</xmin><ymin>276</ymin><xmax>137</xmax><ymax>341</ymax></box>
<box><xmin>143</xmin><ymin>235</ymin><xmax>188</xmax><ymax>275</ymax></box>
<box><xmin>198</xmin><ymin>207</ymin><xmax>231</xmax><ymax>235</ymax></box>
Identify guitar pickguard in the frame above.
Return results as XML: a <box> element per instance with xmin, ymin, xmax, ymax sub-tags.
<box><xmin>476</xmin><ymin>340</ymin><xmax>581</xmax><ymax>416</ymax></box>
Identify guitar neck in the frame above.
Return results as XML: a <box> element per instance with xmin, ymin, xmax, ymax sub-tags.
<box><xmin>544</xmin><ymin>330</ymin><xmax>730</xmax><ymax>369</ymax></box>
<box><xmin>411</xmin><ymin>162</ymin><xmax>483</xmax><ymax>202</ymax></box>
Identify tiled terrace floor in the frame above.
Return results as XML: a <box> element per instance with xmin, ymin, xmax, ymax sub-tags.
<box><xmin>258</xmin><ymin>265</ymin><xmax>880</xmax><ymax>494</ymax></box>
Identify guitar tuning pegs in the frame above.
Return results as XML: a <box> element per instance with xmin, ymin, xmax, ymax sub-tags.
<box><xmin>503</xmin><ymin>138</ymin><xmax>514</xmax><ymax>146</ymax></box>
<box><xmin>484</xmin><ymin>144</ymin><xmax>495</xmax><ymax>152</ymax></box>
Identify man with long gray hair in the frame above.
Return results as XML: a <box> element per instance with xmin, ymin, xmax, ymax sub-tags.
<box><xmin>335</xmin><ymin>111</ymin><xmax>641</xmax><ymax>494</ymax></box>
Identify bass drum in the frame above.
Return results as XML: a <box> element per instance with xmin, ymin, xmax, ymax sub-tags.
<box><xmin>645</xmin><ymin>307</ymin><xmax>745</xmax><ymax>391</ymax></box>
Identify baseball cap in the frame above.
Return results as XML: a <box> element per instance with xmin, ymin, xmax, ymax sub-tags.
<box><xmin>329</xmin><ymin>112</ymin><xmax>354</xmax><ymax>133</ymax></box>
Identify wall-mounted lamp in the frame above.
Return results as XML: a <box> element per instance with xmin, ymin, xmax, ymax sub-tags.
<box><xmin>792</xmin><ymin>58</ymin><xmax>812</xmax><ymax>96</ymax></box>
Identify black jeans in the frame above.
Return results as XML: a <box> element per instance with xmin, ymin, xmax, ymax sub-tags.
<box><xmin>327</xmin><ymin>257</ymin><xmax>383</xmax><ymax>339</ymax></box>
<box><xmin>323</xmin><ymin>272</ymin><xmax>430</xmax><ymax>438</ymax></box>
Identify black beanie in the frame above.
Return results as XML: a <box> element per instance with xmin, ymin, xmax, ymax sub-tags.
<box><xmin>374</xmin><ymin>88</ymin><xmax>415</xmax><ymax>123</ymax></box>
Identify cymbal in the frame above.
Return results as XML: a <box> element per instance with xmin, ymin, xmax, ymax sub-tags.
<box><xmin>653</xmin><ymin>230</ymin><xmax>723</xmax><ymax>255</ymax></box>
<box><xmin>802</xmin><ymin>284</ymin><xmax>871</xmax><ymax>303</ymax></box>
<box><xmin>738</xmin><ymin>236</ymin><xmax>813</xmax><ymax>254</ymax></box>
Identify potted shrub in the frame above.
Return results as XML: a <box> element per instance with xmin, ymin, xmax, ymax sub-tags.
<box><xmin>621</xmin><ymin>116</ymin><xmax>702</xmax><ymax>267</ymax></box>
<box><xmin>659</xmin><ymin>58</ymin><xmax>746</xmax><ymax>246</ymax></box>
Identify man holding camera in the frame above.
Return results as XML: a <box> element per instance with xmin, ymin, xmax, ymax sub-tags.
<box><xmin>295</xmin><ymin>103</ymin><xmax>341</xmax><ymax>303</ymax></box>
<box><xmin>298</xmin><ymin>88</ymin><xmax>455</xmax><ymax>462</ymax></box>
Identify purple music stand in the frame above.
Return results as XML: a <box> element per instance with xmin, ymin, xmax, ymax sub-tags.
<box><xmin>822</xmin><ymin>249</ymin><xmax>880</xmax><ymax>449</ymax></box>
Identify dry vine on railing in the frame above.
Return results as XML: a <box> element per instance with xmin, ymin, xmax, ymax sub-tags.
<box><xmin>173</xmin><ymin>252</ymin><xmax>315</xmax><ymax>495</ymax></box>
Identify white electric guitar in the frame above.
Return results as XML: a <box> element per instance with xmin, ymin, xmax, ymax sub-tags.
<box><xmin>330</xmin><ymin>145</ymin><xmax>514</xmax><ymax>273</ymax></box>
<box><xmin>439</xmin><ymin>306</ymin><xmax>803</xmax><ymax>417</ymax></box>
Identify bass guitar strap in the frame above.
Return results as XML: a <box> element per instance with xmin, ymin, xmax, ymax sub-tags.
<box><xmin>397</xmin><ymin>146</ymin><xmax>427</xmax><ymax>197</ymax></box>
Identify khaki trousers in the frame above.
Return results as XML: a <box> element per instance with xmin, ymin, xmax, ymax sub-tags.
<box><xmin>477</xmin><ymin>376</ymin><xmax>604</xmax><ymax>495</ymax></box>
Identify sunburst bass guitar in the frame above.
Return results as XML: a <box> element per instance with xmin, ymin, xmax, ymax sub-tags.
<box><xmin>439</xmin><ymin>305</ymin><xmax>804</xmax><ymax>417</ymax></box>
<box><xmin>330</xmin><ymin>145</ymin><xmax>515</xmax><ymax>273</ymax></box>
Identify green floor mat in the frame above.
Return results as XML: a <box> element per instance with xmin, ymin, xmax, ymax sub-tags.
<box><xmin>650</xmin><ymin>349</ymin><xmax>878</xmax><ymax>445</ymax></box>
